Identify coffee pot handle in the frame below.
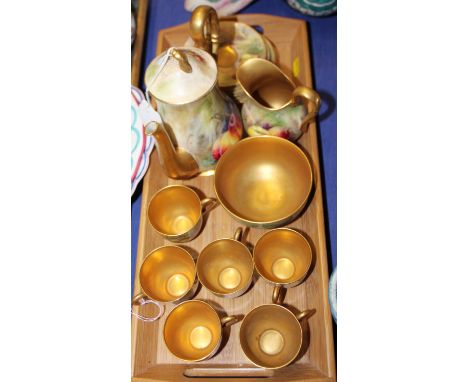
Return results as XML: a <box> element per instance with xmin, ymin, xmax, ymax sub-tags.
<box><xmin>189</xmin><ymin>5</ymin><xmax>220</xmax><ymax>55</ymax></box>
<box><xmin>292</xmin><ymin>86</ymin><xmax>321</xmax><ymax>133</ymax></box>
<box><xmin>131</xmin><ymin>293</ymin><xmax>164</xmax><ymax>322</ymax></box>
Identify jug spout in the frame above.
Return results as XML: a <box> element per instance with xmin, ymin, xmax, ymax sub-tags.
<box><xmin>145</xmin><ymin>122</ymin><xmax>200</xmax><ymax>180</ymax></box>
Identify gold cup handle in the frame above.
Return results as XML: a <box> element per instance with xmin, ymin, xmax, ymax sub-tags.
<box><xmin>292</xmin><ymin>86</ymin><xmax>321</xmax><ymax>134</ymax></box>
<box><xmin>131</xmin><ymin>293</ymin><xmax>164</xmax><ymax>322</ymax></box>
<box><xmin>189</xmin><ymin>5</ymin><xmax>220</xmax><ymax>55</ymax></box>
<box><xmin>233</xmin><ymin>227</ymin><xmax>243</xmax><ymax>242</ymax></box>
<box><xmin>295</xmin><ymin>309</ymin><xmax>314</xmax><ymax>322</ymax></box>
<box><xmin>220</xmin><ymin>315</ymin><xmax>239</xmax><ymax>327</ymax></box>
<box><xmin>272</xmin><ymin>285</ymin><xmax>285</xmax><ymax>304</ymax></box>
<box><xmin>201</xmin><ymin>197</ymin><xmax>218</xmax><ymax>215</ymax></box>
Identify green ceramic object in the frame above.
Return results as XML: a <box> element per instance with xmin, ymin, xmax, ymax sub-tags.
<box><xmin>287</xmin><ymin>0</ymin><xmax>337</xmax><ymax>16</ymax></box>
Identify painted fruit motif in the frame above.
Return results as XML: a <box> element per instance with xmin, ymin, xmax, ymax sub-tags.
<box><xmin>212</xmin><ymin>110</ymin><xmax>243</xmax><ymax>161</ymax></box>
<box><xmin>241</xmin><ymin>99</ymin><xmax>307</xmax><ymax>142</ymax></box>
<box><xmin>155</xmin><ymin>86</ymin><xmax>242</xmax><ymax>171</ymax></box>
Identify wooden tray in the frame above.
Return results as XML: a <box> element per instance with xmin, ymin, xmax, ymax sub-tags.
<box><xmin>132</xmin><ymin>14</ymin><xmax>336</xmax><ymax>382</ymax></box>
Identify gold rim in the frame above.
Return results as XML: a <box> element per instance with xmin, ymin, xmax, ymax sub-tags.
<box><xmin>235</xmin><ymin>57</ymin><xmax>297</xmax><ymax>111</ymax></box>
<box><xmin>147</xmin><ymin>185</ymin><xmax>202</xmax><ymax>238</ymax></box>
<box><xmin>239</xmin><ymin>303</ymin><xmax>303</xmax><ymax>369</ymax></box>
<box><xmin>138</xmin><ymin>245</ymin><xmax>197</xmax><ymax>303</ymax></box>
<box><xmin>253</xmin><ymin>227</ymin><xmax>313</xmax><ymax>286</ymax></box>
<box><xmin>163</xmin><ymin>300</ymin><xmax>223</xmax><ymax>362</ymax></box>
<box><xmin>196</xmin><ymin>238</ymin><xmax>254</xmax><ymax>297</ymax></box>
<box><xmin>213</xmin><ymin>136</ymin><xmax>313</xmax><ymax>227</ymax></box>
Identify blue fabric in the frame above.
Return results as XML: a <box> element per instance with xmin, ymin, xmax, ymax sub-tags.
<box><xmin>131</xmin><ymin>0</ymin><xmax>336</xmax><ymax>295</ymax></box>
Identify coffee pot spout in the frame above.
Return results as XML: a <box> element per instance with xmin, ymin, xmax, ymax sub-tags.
<box><xmin>145</xmin><ymin>122</ymin><xmax>200</xmax><ymax>180</ymax></box>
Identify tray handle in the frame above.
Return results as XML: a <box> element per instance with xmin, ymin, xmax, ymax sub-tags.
<box><xmin>184</xmin><ymin>367</ymin><xmax>274</xmax><ymax>378</ymax></box>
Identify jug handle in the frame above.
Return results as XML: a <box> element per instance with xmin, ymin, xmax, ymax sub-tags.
<box><xmin>292</xmin><ymin>86</ymin><xmax>321</xmax><ymax>134</ymax></box>
<box><xmin>189</xmin><ymin>5</ymin><xmax>220</xmax><ymax>55</ymax></box>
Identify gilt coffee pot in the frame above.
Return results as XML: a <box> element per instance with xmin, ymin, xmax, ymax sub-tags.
<box><xmin>141</xmin><ymin>47</ymin><xmax>243</xmax><ymax>179</ymax></box>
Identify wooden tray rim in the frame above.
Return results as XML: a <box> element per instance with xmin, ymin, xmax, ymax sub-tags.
<box><xmin>132</xmin><ymin>13</ymin><xmax>336</xmax><ymax>381</ymax></box>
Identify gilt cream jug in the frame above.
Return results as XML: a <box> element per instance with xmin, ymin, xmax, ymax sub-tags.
<box><xmin>142</xmin><ymin>47</ymin><xmax>243</xmax><ymax>179</ymax></box>
<box><xmin>236</xmin><ymin>58</ymin><xmax>320</xmax><ymax>142</ymax></box>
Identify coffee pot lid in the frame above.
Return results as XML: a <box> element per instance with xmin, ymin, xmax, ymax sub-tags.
<box><xmin>144</xmin><ymin>47</ymin><xmax>217</xmax><ymax>105</ymax></box>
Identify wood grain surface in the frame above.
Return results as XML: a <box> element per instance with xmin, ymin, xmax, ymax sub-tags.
<box><xmin>131</xmin><ymin>14</ymin><xmax>336</xmax><ymax>382</ymax></box>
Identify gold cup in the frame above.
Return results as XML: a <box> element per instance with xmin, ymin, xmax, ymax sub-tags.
<box><xmin>131</xmin><ymin>246</ymin><xmax>198</xmax><ymax>321</ymax></box>
<box><xmin>236</xmin><ymin>58</ymin><xmax>320</xmax><ymax>135</ymax></box>
<box><xmin>214</xmin><ymin>136</ymin><xmax>313</xmax><ymax>228</ymax></box>
<box><xmin>197</xmin><ymin>227</ymin><xmax>254</xmax><ymax>298</ymax></box>
<box><xmin>253</xmin><ymin>228</ymin><xmax>312</xmax><ymax>302</ymax></box>
<box><xmin>239</xmin><ymin>303</ymin><xmax>312</xmax><ymax>369</ymax></box>
<box><xmin>148</xmin><ymin>185</ymin><xmax>217</xmax><ymax>243</ymax></box>
<box><xmin>164</xmin><ymin>300</ymin><xmax>239</xmax><ymax>362</ymax></box>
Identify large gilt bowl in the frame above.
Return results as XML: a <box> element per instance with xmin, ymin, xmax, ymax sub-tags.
<box><xmin>214</xmin><ymin>136</ymin><xmax>313</xmax><ymax>228</ymax></box>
